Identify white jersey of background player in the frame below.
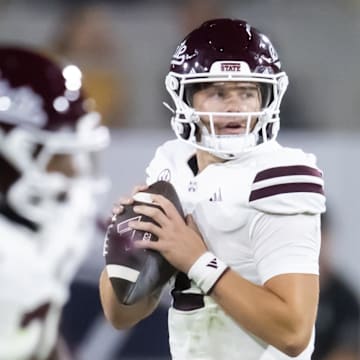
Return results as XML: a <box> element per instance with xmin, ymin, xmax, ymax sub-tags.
<box><xmin>0</xmin><ymin>47</ymin><xmax>109</xmax><ymax>360</ymax></box>
<box><xmin>100</xmin><ymin>19</ymin><xmax>325</xmax><ymax>360</ymax></box>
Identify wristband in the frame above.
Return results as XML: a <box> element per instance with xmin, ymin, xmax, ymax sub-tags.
<box><xmin>187</xmin><ymin>252</ymin><xmax>229</xmax><ymax>294</ymax></box>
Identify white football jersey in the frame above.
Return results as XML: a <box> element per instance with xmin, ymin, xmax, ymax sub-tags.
<box><xmin>0</xmin><ymin>182</ymin><xmax>97</xmax><ymax>360</ymax></box>
<box><xmin>146</xmin><ymin>139</ymin><xmax>326</xmax><ymax>360</ymax></box>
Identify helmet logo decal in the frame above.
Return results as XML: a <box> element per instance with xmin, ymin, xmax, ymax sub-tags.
<box><xmin>268</xmin><ymin>43</ymin><xmax>278</xmax><ymax>60</ymax></box>
<box><xmin>0</xmin><ymin>80</ymin><xmax>46</xmax><ymax>127</ymax></box>
<box><xmin>220</xmin><ymin>62</ymin><xmax>242</xmax><ymax>72</ymax></box>
<box><xmin>210</xmin><ymin>61</ymin><xmax>251</xmax><ymax>75</ymax></box>
<box><xmin>261</xmin><ymin>41</ymin><xmax>280</xmax><ymax>66</ymax></box>
<box><xmin>171</xmin><ymin>41</ymin><xmax>198</xmax><ymax>66</ymax></box>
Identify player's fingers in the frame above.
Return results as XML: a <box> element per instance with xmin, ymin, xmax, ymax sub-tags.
<box><xmin>112</xmin><ymin>195</ymin><xmax>134</xmax><ymax>214</ymax></box>
<box><xmin>133</xmin><ymin>205</ymin><xmax>169</xmax><ymax>227</ymax></box>
<box><xmin>129</xmin><ymin>219</ymin><xmax>161</xmax><ymax>237</ymax></box>
<box><xmin>150</xmin><ymin>194</ymin><xmax>184</xmax><ymax>221</ymax></box>
<box><xmin>113</xmin><ymin>185</ymin><xmax>148</xmax><ymax>211</ymax></box>
<box><xmin>131</xmin><ymin>184</ymin><xmax>149</xmax><ymax>196</ymax></box>
<box><xmin>133</xmin><ymin>239</ymin><xmax>161</xmax><ymax>251</ymax></box>
<box><xmin>112</xmin><ymin>204</ymin><xmax>124</xmax><ymax>215</ymax></box>
<box><xmin>118</xmin><ymin>196</ymin><xmax>135</xmax><ymax>207</ymax></box>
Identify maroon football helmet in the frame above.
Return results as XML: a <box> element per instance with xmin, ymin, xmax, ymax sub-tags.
<box><xmin>165</xmin><ymin>18</ymin><xmax>289</xmax><ymax>158</ymax></box>
<box><xmin>0</xmin><ymin>46</ymin><xmax>109</xmax><ymax>226</ymax></box>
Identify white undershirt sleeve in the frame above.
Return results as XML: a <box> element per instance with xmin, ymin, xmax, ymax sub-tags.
<box><xmin>250</xmin><ymin>212</ymin><xmax>321</xmax><ymax>284</ymax></box>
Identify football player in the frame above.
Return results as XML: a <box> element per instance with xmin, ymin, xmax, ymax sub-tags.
<box><xmin>0</xmin><ymin>47</ymin><xmax>109</xmax><ymax>359</ymax></box>
<box><xmin>100</xmin><ymin>18</ymin><xmax>326</xmax><ymax>359</ymax></box>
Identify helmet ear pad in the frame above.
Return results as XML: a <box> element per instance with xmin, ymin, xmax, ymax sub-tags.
<box><xmin>178</xmin><ymin>122</ymin><xmax>200</xmax><ymax>141</ymax></box>
<box><xmin>180</xmin><ymin>123</ymin><xmax>191</xmax><ymax>139</ymax></box>
<box><xmin>256</xmin><ymin>122</ymin><xmax>273</xmax><ymax>144</ymax></box>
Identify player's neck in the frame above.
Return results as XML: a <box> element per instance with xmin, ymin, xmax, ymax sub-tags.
<box><xmin>196</xmin><ymin>150</ymin><xmax>226</xmax><ymax>172</ymax></box>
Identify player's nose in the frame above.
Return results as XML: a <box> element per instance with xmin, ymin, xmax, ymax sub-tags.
<box><xmin>224</xmin><ymin>94</ymin><xmax>249</xmax><ymax>113</ymax></box>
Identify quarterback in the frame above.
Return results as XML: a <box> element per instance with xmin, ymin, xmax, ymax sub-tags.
<box><xmin>100</xmin><ymin>18</ymin><xmax>326</xmax><ymax>359</ymax></box>
<box><xmin>0</xmin><ymin>47</ymin><xmax>109</xmax><ymax>359</ymax></box>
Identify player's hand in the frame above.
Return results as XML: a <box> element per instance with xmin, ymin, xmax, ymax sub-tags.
<box><xmin>129</xmin><ymin>193</ymin><xmax>207</xmax><ymax>273</ymax></box>
<box><xmin>111</xmin><ymin>184</ymin><xmax>149</xmax><ymax>215</ymax></box>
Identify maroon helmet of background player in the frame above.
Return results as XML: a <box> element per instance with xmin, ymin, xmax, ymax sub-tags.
<box><xmin>0</xmin><ymin>47</ymin><xmax>90</xmax><ymax>131</ymax></box>
<box><xmin>0</xmin><ymin>46</ymin><xmax>109</xmax><ymax>226</ymax></box>
<box><xmin>164</xmin><ymin>18</ymin><xmax>289</xmax><ymax>159</ymax></box>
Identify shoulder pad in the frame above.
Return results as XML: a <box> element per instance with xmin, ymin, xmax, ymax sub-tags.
<box><xmin>249</xmin><ymin>151</ymin><xmax>325</xmax><ymax>215</ymax></box>
<box><xmin>145</xmin><ymin>139</ymin><xmax>193</xmax><ymax>185</ymax></box>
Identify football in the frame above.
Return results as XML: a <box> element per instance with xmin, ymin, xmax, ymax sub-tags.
<box><xmin>103</xmin><ymin>181</ymin><xmax>184</xmax><ymax>305</ymax></box>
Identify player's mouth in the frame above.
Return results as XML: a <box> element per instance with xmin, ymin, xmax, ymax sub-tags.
<box><xmin>217</xmin><ymin>121</ymin><xmax>247</xmax><ymax>135</ymax></box>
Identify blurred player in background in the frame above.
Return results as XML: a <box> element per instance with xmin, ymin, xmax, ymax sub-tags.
<box><xmin>0</xmin><ymin>47</ymin><xmax>109</xmax><ymax>359</ymax></box>
<box><xmin>100</xmin><ymin>18</ymin><xmax>326</xmax><ymax>359</ymax></box>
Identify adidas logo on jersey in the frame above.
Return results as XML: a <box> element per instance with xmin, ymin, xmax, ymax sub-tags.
<box><xmin>206</xmin><ymin>258</ymin><xmax>218</xmax><ymax>269</ymax></box>
<box><xmin>209</xmin><ymin>187</ymin><xmax>222</xmax><ymax>202</ymax></box>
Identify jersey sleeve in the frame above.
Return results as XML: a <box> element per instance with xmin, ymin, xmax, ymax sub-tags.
<box><xmin>249</xmin><ymin>152</ymin><xmax>326</xmax><ymax>215</ymax></box>
<box><xmin>250</xmin><ymin>212</ymin><xmax>321</xmax><ymax>284</ymax></box>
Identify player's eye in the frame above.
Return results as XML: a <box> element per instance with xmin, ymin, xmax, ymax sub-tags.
<box><xmin>244</xmin><ymin>90</ymin><xmax>257</xmax><ymax>98</ymax></box>
<box><xmin>215</xmin><ymin>89</ymin><xmax>225</xmax><ymax>98</ymax></box>
<box><xmin>205</xmin><ymin>86</ymin><xmax>225</xmax><ymax>99</ymax></box>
